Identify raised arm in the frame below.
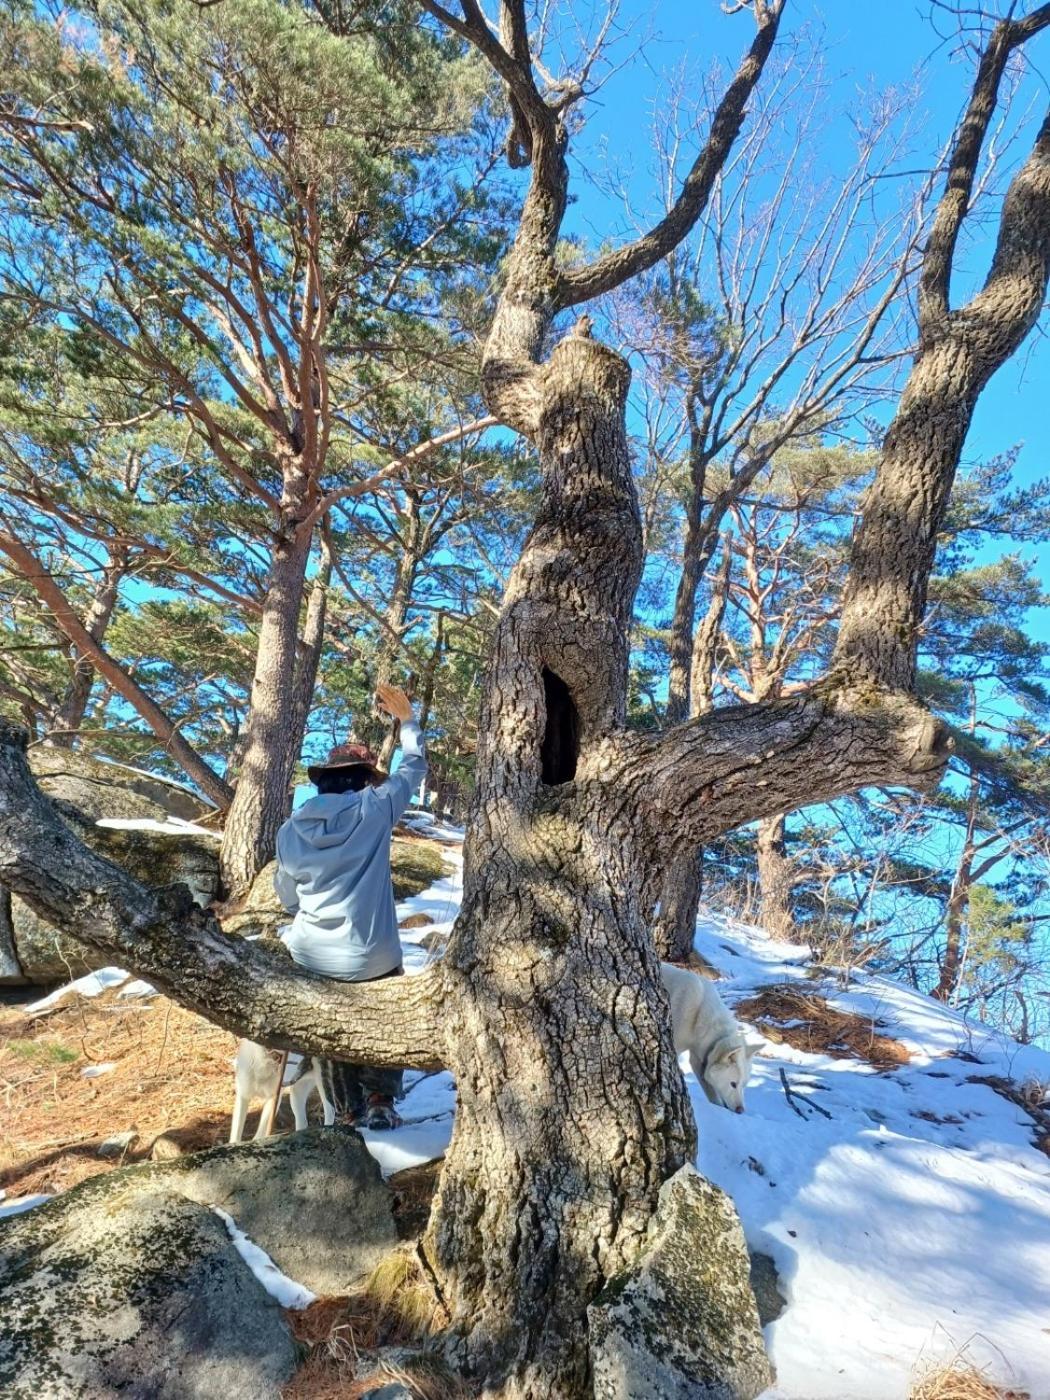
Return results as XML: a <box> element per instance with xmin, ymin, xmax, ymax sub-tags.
<box><xmin>370</xmin><ymin>682</ymin><xmax>428</xmax><ymax>826</ymax></box>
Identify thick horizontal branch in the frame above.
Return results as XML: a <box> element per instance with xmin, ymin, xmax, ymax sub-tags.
<box><xmin>0</xmin><ymin>720</ymin><xmax>446</xmax><ymax>1069</ymax></box>
<box><xmin>597</xmin><ymin>683</ymin><xmax>952</xmax><ymax>851</ymax></box>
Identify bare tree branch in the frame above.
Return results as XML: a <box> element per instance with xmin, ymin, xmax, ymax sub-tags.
<box><xmin>553</xmin><ymin>1</ymin><xmax>785</xmax><ymax>307</ymax></box>
<box><xmin>918</xmin><ymin>1</ymin><xmax>1050</xmax><ymax>333</ymax></box>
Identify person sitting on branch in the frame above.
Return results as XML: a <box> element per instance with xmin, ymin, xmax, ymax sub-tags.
<box><xmin>274</xmin><ymin>683</ymin><xmax>427</xmax><ymax>1130</ymax></box>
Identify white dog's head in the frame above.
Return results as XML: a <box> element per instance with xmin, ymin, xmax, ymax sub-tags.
<box><xmin>701</xmin><ymin>1036</ymin><xmax>760</xmax><ymax>1113</ymax></box>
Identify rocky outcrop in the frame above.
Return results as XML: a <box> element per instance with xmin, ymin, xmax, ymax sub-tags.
<box><xmin>0</xmin><ymin>1185</ymin><xmax>298</xmax><ymax>1399</ymax></box>
<box><xmin>588</xmin><ymin>1165</ymin><xmax>773</xmax><ymax>1400</ymax></box>
<box><xmin>3</xmin><ymin>752</ymin><xmax>220</xmax><ymax>985</ymax></box>
<box><xmin>28</xmin><ymin>746</ymin><xmax>212</xmax><ymax>824</ymax></box>
<box><xmin>145</xmin><ymin>1128</ymin><xmax>398</xmax><ymax>1295</ymax></box>
<box><xmin>0</xmin><ymin>1130</ymin><xmax>404</xmax><ymax>1396</ymax></box>
<box><xmin>2</xmin><ymin>1129</ymin><xmax>396</xmax><ymax>1298</ymax></box>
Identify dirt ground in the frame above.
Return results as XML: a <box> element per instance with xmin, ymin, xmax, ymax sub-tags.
<box><xmin>0</xmin><ymin>983</ymin><xmax>240</xmax><ymax>1198</ymax></box>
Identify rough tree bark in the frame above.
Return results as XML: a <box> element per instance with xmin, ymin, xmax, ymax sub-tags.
<box><xmin>653</xmin><ymin>543</ymin><xmax>732</xmax><ymax>961</ymax></box>
<box><xmin>283</xmin><ymin>538</ymin><xmax>333</xmax><ymax>796</ymax></box>
<box><xmin>755</xmin><ymin>814</ymin><xmax>794</xmax><ymax>941</ymax></box>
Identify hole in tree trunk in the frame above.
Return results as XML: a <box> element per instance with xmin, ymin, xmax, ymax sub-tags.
<box><xmin>540</xmin><ymin>668</ymin><xmax>579</xmax><ymax>785</ymax></box>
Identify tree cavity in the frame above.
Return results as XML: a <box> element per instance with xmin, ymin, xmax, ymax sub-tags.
<box><xmin>540</xmin><ymin>668</ymin><xmax>579</xmax><ymax>785</ymax></box>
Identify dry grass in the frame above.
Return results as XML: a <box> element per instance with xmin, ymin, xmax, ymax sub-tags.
<box><xmin>0</xmin><ymin>984</ymin><xmax>237</xmax><ymax>1196</ymax></box>
<box><xmin>911</xmin><ymin>1362</ymin><xmax>1029</xmax><ymax>1399</ymax></box>
<box><xmin>967</xmin><ymin>1074</ymin><xmax>1050</xmax><ymax>1160</ymax></box>
<box><xmin>684</xmin><ymin>950</ymin><xmax>723</xmax><ymax>981</ymax></box>
<box><xmin>734</xmin><ymin>983</ymin><xmax>911</xmax><ymax>1069</ymax></box>
<box><xmin>281</xmin><ymin>1247</ymin><xmax>461</xmax><ymax>1400</ymax></box>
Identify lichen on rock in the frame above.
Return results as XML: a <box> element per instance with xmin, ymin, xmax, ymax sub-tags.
<box><xmin>587</xmin><ymin>1164</ymin><xmax>773</xmax><ymax>1400</ymax></box>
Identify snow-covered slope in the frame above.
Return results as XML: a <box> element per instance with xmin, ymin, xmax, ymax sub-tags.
<box><xmin>389</xmin><ymin>822</ymin><xmax>1050</xmax><ymax>1400</ymax></box>
<box><xmin>9</xmin><ymin>815</ymin><xmax>1050</xmax><ymax>1397</ymax></box>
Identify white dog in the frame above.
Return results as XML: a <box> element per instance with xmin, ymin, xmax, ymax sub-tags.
<box><xmin>660</xmin><ymin>962</ymin><xmax>760</xmax><ymax>1113</ymax></box>
<box><xmin>229</xmin><ymin>1040</ymin><xmax>335</xmax><ymax>1143</ymax></box>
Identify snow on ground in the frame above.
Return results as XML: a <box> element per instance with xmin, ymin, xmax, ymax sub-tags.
<box><xmin>683</xmin><ymin>913</ymin><xmax>1050</xmax><ymax>1399</ymax></box>
<box><xmin>0</xmin><ymin>1191</ymin><xmax>52</xmax><ymax>1219</ymax></box>
<box><xmin>24</xmin><ymin>966</ymin><xmax>133</xmax><ymax>1013</ymax></box>
<box><xmin>94</xmin><ymin>816</ymin><xmax>220</xmax><ymax>839</ymax></box>
<box><xmin>9</xmin><ymin>816</ymin><xmax>1050</xmax><ymax>1398</ymax></box>
<box><xmin>384</xmin><ymin>867</ymin><xmax>1050</xmax><ymax>1400</ymax></box>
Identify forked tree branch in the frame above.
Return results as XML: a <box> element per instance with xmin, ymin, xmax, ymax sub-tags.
<box><xmin>0</xmin><ymin>720</ymin><xmax>446</xmax><ymax>1068</ymax></box>
<box><xmin>297</xmin><ymin>415</ymin><xmax>497</xmax><ymax>541</ymax></box>
<box><xmin>834</xmin><ymin>99</ymin><xmax>1050</xmax><ymax>689</ymax></box>
<box><xmin>918</xmin><ymin>1</ymin><xmax>1050</xmax><ymax>334</ymax></box>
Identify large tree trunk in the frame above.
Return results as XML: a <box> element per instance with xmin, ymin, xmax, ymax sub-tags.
<box><xmin>652</xmin><ymin>850</ymin><xmax>703</xmax><ymax>962</ymax></box>
<box><xmin>423</xmin><ymin>329</ymin><xmax>695</xmax><ymax>1396</ymax></box>
<box><xmin>220</xmin><ymin>518</ymin><xmax>312</xmax><ymax>892</ymax></box>
<box><xmin>755</xmin><ymin>813</ymin><xmax>794</xmax><ymax>940</ymax></box>
<box><xmin>45</xmin><ymin>547</ymin><xmax>128</xmax><ymax>749</ymax></box>
<box><xmin>283</xmin><ymin>541</ymin><xmax>332</xmax><ymax>794</ymax></box>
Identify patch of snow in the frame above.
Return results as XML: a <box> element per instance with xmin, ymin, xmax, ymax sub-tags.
<box><xmin>361</xmin><ymin>1068</ymin><xmax>457</xmax><ymax>1178</ymax></box>
<box><xmin>94</xmin><ymin>816</ymin><xmax>220</xmax><ymax>839</ymax></box>
<box><xmin>118</xmin><ymin>978</ymin><xmax>156</xmax><ymax>998</ymax></box>
<box><xmin>80</xmin><ymin>1062</ymin><xmax>115</xmax><ymax>1079</ymax></box>
<box><xmin>690</xmin><ymin>914</ymin><xmax>1050</xmax><ymax>1400</ymax></box>
<box><xmin>399</xmin><ymin>809</ymin><xmax>466</xmax><ymax>845</ymax></box>
<box><xmin>211</xmin><ymin>1206</ymin><xmax>316</xmax><ymax>1309</ymax></box>
<box><xmin>26</xmin><ymin>966</ymin><xmax>130</xmax><ymax>1012</ymax></box>
<box><xmin>395</xmin><ymin>846</ymin><xmax>463</xmax><ymax>976</ymax></box>
<box><xmin>380</xmin><ymin>855</ymin><xmax>1050</xmax><ymax>1399</ymax></box>
<box><xmin>0</xmin><ymin>1191</ymin><xmax>52</xmax><ymax>1219</ymax></box>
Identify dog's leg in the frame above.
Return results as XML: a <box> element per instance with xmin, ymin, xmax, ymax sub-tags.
<box><xmin>254</xmin><ymin>1098</ymin><xmax>276</xmax><ymax>1139</ymax></box>
<box><xmin>289</xmin><ymin>1074</ymin><xmax>311</xmax><ymax>1132</ymax></box>
<box><xmin>229</xmin><ymin>1086</ymin><xmax>249</xmax><ymax>1144</ymax></box>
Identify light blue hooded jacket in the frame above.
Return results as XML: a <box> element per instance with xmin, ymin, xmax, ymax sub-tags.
<box><xmin>274</xmin><ymin>721</ymin><xmax>427</xmax><ymax>980</ymax></box>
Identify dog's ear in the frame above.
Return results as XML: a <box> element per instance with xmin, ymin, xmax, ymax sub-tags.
<box><xmin>744</xmin><ymin>1042</ymin><xmax>763</xmax><ymax>1063</ymax></box>
<box><xmin>709</xmin><ymin>1035</ymin><xmax>738</xmax><ymax>1066</ymax></box>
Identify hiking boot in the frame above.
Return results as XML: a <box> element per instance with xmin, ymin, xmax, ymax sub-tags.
<box><xmin>360</xmin><ymin>1094</ymin><xmax>401</xmax><ymax>1130</ymax></box>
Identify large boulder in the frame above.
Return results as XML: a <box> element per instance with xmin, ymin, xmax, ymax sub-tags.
<box><xmin>4</xmin><ymin>755</ymin><xmax>220</xmax><ymax>985</ymax></box>
<box><xmin>141</xmin><ymin>1128</ymin><xmax>398</xmax><ymax>1295</ymax></box>
<box><xmin>2</xmin><ymin>1129</ymin><xmax>397</xmax><ymax>1298</ymax></box>
<box><xmin>588</xmin><ymin>1165</ymin><xmax>773</xmax><ymax>1400</ymax></box>
<box><xmin>28</xmin><ymin>746</ymin><xmax>212</xmax><ymax>824</ymax></box>
<box><xmin>0</xmin><ymin>1185</ymin><xmax>298</xmax><ymax>1399</ymax></box>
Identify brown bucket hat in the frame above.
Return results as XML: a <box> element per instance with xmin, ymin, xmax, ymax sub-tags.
<box><xmin>307</xmin><ymin>740</ymin><xmax>384</xmax><ymax>786</ymax></box>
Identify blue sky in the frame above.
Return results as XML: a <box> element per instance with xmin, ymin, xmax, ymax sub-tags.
<box><xmin>557</xmin><ymin>1</ymin><xmax>1050</xmax><ymax>636</ymax></box>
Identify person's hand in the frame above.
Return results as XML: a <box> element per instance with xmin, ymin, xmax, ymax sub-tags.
<box><xmin>375</xmin><ymin>682</ymin><xmax>413</xmax><ymax>723</ymax></box>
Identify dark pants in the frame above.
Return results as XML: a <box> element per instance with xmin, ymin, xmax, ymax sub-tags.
<box><xmin>321</xmin><ymin>964</ymin><xmax>404</xmax><ymax>1117</ymax></box>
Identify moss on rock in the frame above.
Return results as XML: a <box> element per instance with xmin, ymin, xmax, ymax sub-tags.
<box><xmin>588</xmin><ymin>1165</ymin><xmax>773</xmax><ymax>1400</ymax></box>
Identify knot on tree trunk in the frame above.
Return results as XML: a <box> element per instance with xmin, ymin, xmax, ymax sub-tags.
<box><xmin>826</xmin><ymin>681</ymin><xmax>954</xmax><ymax>791</ymax></box>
